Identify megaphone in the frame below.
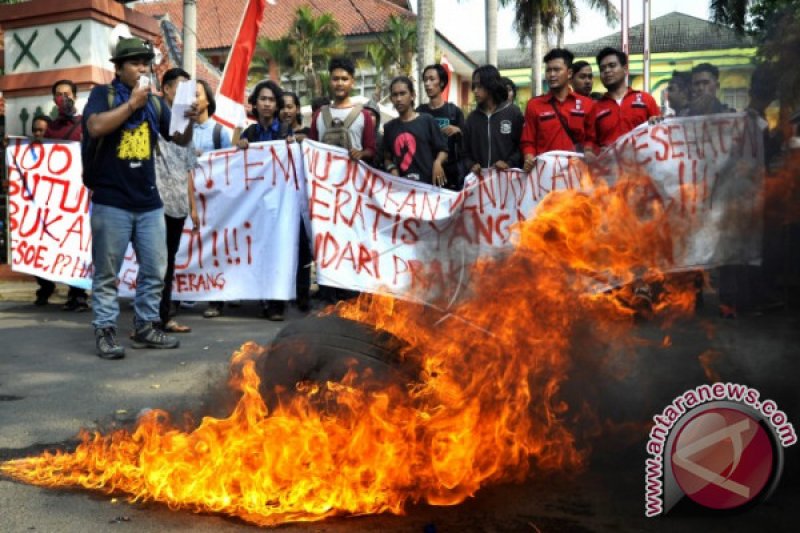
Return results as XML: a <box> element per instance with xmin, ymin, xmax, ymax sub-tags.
<box><xmin>108</xmin><ymin>23</ymin><xmax>133</xmax><ymax>57</ymax></box>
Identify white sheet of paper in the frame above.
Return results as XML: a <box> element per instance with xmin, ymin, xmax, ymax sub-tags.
<box><xmin>169</xmin><ymin>80</ymin><xmax>197</xmax><ymax>135</ymax></box>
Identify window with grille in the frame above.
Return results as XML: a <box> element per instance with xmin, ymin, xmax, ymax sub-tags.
<box><xmin>721</xmin><ymin>88</ymin><xmax>748</xmax><ymax>112</ymax></box>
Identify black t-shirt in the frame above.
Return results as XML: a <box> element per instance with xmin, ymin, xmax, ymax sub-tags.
<box><xmin>382</xmin><ymin>114</ymin><xmax>448</xmax><ymax>185</ymax></box>
<box><xmin>416</xmin><ymin>102</ymin><xmax>465</xmax><ymax>183</ymax></box>
<box><xmin>416</xmin><ymin>103</ymin><xmax>464</xmax><ymax>157</ymax></box>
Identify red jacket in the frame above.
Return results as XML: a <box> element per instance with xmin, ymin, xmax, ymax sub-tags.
<box><xmin>589</xmin><ymin>88</ymin><xmax>661</xmax><ymax>148</ymax></box>
<box><xmin>521</xmin><ymin>91</ymin><xmax>595</xmax><ymax>156</ymax></box>
<box><xmin>45</xmin><ymin>114</ymin><xmax>82</xmax><ymax>141</ymax></box>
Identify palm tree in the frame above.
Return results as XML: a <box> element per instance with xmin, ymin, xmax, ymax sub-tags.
<box><xmin>358</xmin><ymin>43</ymin><xmax>392</xmax><ymax>101</ymax></box>
<box><xmin>288</xmin><ymin>6</ymin><xmax>345</xmax><ymax>98</ymax></box>
<box><xmin>251</xmin><ymin>6</ymin><xmax>344</xmax><ymax>100</ymax></box>
<box><xmin>384</xmin><ymin>14</ymin><xmax>417</xmax><ymax>77</ymax></box>
<box><xmin>510</xmin><ymin>1</ymin><xmax>616</xmax><ymax>96</ymax></box>
<box><xmin>250</xmin><ymin>36</ymin><xmax>292</xmax><ymax>82</ymax></box>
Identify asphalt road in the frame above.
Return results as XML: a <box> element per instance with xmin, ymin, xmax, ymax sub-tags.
<box><xmin>1</xmin><ymin>281</ymin><xmax>798</xmax><ymax>532</ymax></box>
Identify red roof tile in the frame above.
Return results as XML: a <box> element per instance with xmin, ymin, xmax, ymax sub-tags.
<box><xmin>135</xmin><ymin>0</ymin><xmax>413</xmax><ymax>51</ymax></box>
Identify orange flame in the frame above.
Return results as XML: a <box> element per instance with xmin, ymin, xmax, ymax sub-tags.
<box><xmin>1</xmin><ymin>177</ymin><xmax>699</xmax><ymax>526</ymax></box>
<box><xmin>698</xmin><ymin>349</ymin><xmax>723</xmax><ymax>383</ymax></box>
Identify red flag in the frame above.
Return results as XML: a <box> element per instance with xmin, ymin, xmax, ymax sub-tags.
<box><xmin>214</xmin><ymin>0</ymin><xmax>271</xmax><ymax>129</ymax></box>
<box><xmin>440</xmin><ymin>54</ymin><xmax>454</xmax><ymax>102</ymax></box>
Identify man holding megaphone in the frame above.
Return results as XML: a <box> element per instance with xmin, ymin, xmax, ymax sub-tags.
<box><xmin>83</xmin><ymin>36</ymin><xmax>198</xmax><ymax>360</ymax></box>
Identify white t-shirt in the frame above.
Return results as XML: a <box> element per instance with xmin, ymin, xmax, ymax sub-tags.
<box><xmin>314</xmin><ymin>105</ymin><xmax>367</xmax><ymax>150</ymax></box>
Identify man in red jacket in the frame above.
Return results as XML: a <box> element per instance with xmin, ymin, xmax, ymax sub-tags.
<box><xmin>587</xmin><ymin>47</ymin><xmax>661</xmax><ymax>150</ymax></box>
<box><xmin>521</xmin><ymin>48</ymin><xmax>595</xmax><ymax>172</ymax></box>
<box><xmin>586</xmin><ymin>48</ymin><xmax>662</xmax><ymax>317</ymax></box>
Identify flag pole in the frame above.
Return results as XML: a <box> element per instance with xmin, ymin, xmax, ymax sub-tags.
<box><xmin>215</xmin><ymin>0</ymin><xmax>270</xmax><ymax>133</ymax></box>
<box><xmin>643</xmin><ymin>0</ymin><xmax>651</xmax><ymax>92</ymax></box>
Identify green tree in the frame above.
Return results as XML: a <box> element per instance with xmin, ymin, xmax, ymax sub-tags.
<box><xmin>384</xmin><ymin>14</ymin><xmax>417</xmax><ymax>77</ymax></box>
<box><xmin>250</xmin><ymin>36</ymin><xmax>292</xmax><ymax>81</ymax></box>
<box><xmin>711</xmin><ymin>0</ymin><xmax>800</xmax><ymax>122</ymax></box>
<box><xmin>358</xmin><ymin>43</ymin><xmax>392</xmax><ymax>101</ymax></box>
<box><xmin>291</xmin><ymin>7</ymin><xmax>345</xmax><ymax>98</ymax></box>
<box><xmin>251</xmin><ymin>6</ymin><xmax>344</xmax><ymax>99</ymax></box>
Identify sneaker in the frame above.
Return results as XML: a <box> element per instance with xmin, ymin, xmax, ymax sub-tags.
<box><xmin>63</xmin><ymin>296</ymin><xmax>90</xmax><ymax>312</ymax></box>
<box><xmin>296</xmin><ymin>294</ymin><xmax>311</xmax><ymax>313</ymax></box>
<box><xmin>262</xmin><ymin>301</ymin><xmax>285</xmax><ymax>321</ymax></box>
<box><xmin>131</xmin><ymin>323</ymin><xmax>180</xmax><ymax>349</ymax></box>
<box><xmin>76</xmin><ymin>296</ymin><xmax>90</xmax><ymax>312</ymax></box>
<box><xmin>203</xmin><ymin>305</ymin><xmax>222</xmax><ymax>318</ymax></box>
<box><xmin>95</xmin><ymin>327</ymin><xmax>125</xmax><ymax>360</ymax></box>
<box><xmin>34</xmin><ymin>288</ymin><xmax>52</xmax><ymax>307</ymax></box>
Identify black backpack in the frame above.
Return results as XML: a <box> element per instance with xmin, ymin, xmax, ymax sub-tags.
<box><xmin>81</xmin><ymin>86</ymin><xmax>162</xmax><ymax>189</ymax></box>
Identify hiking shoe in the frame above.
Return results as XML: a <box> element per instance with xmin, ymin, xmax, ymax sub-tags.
<box><xmin>95</xmin><ymin>327</ymin><xmax>125</xmax><ymax>360</ymax></box>
<box><xmin>131</xmin><ymin>323</ymin><xmax>180</xmax><ymax>349</ymax></box>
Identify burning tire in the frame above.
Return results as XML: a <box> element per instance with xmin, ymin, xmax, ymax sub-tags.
<box><xmin>256</xmin><ymin>314</ymin><xmax>418</xmax><ymax>403</ymax></box>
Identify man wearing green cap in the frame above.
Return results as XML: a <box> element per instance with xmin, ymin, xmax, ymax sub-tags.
<box><xmin>83</xmin><ymin>37</ymin><xmax>197</xmax><ymax>359</ymax></box>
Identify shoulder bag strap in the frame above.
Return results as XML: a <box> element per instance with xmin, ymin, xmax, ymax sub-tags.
<box><xmin>213</xmin><ymin>122</ymin><xmax>222</xmax><ymax>150</ymax></box>
<box><xmin>343</xmin><ymin>105</ymin><xmax>363</xmax><ymax>129</ymax></box>
<box><xmin>321</xmin><ymin>106</ymin><xmax>334</xmax><ymax>128</ymax></box>
<box><xmin>549</xmin><ymin>99</ymin><xmax>580</xmax><ymax>150</ymax></box>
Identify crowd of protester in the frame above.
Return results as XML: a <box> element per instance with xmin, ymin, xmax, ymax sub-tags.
<box><xmin>14</xmin><ymin>39</ymin><xmax>800</xmax><ymax>359</ymax></box>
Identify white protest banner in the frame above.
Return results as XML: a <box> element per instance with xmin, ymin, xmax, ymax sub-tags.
<box><xmin>7</xmin><ymin>114</ymin><xmax>762</xmax><ymax>304</ymax></box>
<box><xmin>302</xmin><ymin>139</ymin><xmax>585</xmax><ymax>301</ymax></box>
<box><xmin>119</xmin><ymin>141</ymin><xmax>305</xmax><ymax>300</ymax></box>
<box><xmin>6</xmin><ymin>138</ymin><xmax>93</xmax><ymax>289</ymax></box>
<box><xmin>593</xmin><ymin>113</ymin><xmax>764</xmax><ymax>269</ymax></box>
<box><xmin>304</xmin><ymin>113</ymin><xmax>764</xmax><ymax>300</ymax></box>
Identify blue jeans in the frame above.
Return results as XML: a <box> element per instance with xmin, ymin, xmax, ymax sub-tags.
<box><xmin>91</xmin><ymin>204</ymin><xmax>167</xmax><ymax>330</ymax></box>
